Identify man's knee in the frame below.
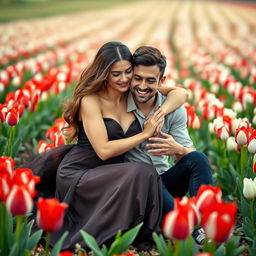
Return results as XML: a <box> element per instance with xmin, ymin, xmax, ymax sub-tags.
<box><xmin>185</xmin><ymin>151</ymin><xmax>209</xmax><ymax>162</ymax></box>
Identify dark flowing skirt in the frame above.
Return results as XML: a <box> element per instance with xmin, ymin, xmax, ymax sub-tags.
<box><xmin>24</xmin><ymin>145</ymin><xmax>163</xmax><ymax>250</ymax></box>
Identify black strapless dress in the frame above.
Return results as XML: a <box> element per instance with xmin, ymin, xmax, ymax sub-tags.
<box><xmin>25</xmin><ymin>118</ymin><xmax>163</xmax><ymax>250</ymax></box>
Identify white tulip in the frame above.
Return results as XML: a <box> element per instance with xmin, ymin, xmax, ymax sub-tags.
<box><xmin>243</xmin><ymin>178</ymin><xmax>256</xmax><ymax>199</ymax></box>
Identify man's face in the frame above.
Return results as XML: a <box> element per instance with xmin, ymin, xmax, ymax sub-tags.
<box><xmin>130</xmin><ymin>65</ymin><xmax>162</xmax><ymax>104</ymax></box>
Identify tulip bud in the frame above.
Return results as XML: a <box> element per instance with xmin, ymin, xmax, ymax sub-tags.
<box><xmin>190</xmin><ymin>115</ymin><xmax>202</xmax><ymax>130</ymax></box>
<box><xmin>194</xmin><ymin>253</ymin><xmax>213</xmax><ymax>256</ymax></box>
<box><xmin>5</xmin><ymin>108</ymin><xmax>19</xmax><ymax>126</ymax></box>
<box><xmin>38</xmin><ymin>140</ymin><xmax>54</xmax><ymax>153</ymax></box>
<box><xmin>226</xmin><ymin>137</ymin><xmax>238</xmax><ymax>151</ymax></box>
<box><xmin>58</xmin><ymin>252</ymin><xmax>73</xmax><ymax>256</ymax></box>
<box><xmin>216</xmin><ymin>126</ymin><xmax>230</xmax><ymax>141</ymax></box>
<box><xmin>177</xmin><ymin>197</ymin><xmax>201</xmax><ymax>226</ymax></box>
<box><xmin>0</xmin><ymin>104</ymin><xmax>7</xmax><ymax>123</ymax></box>
<box><xmin>202</xmin><ymin>202</ymin><xmax>237</xmax><ymax>243</ymax></box>
<box><xmin>6</xmin><ymin>185</ymin><xmax>33</xmax><ymax>215</ymax></box>
<box><xmin>53</xmin><ymin>132</ymin><xmax>65</xmax><ymax>147</ymax></box>
<box><xmin>248</xmin><ymin>136</ymin><xmax>256</xmax><ymax>154</ymax></box>
<box><xmin>37</xmin><ymin>198</ymin><xmax>68</xmax><ymax>232</ymax></box>
<box><xmin>162</xmin><ymin>206</ymin><xmax>194</xmax><ymax>240</ymax></box>
<box><xmin>0</xmin><ymin>173</ymin><xmax>11</xmax><ymax>201</ymax></box>
<box><xmin>196</xmin><ymin>185</ymin><xmax>222</xmax><ymax>214</ymax></box>
<box><xmin>235</xmin><ymin>127</ymin><xmax>249</xmax><ymax>146</ymax></box>
<box><xmin>232</xmin><ymin>101</ymin><xmax>243</xmax><ymax>113</ymax></box>
<box><xmin>0</xmin><ymin>156</ymin><xmax>16</xmax><ymax>177</ymax></box>
<box><xmin>243</xmin><ymin>178</ymin><xmax>256</xmax><ymax>199</ymax></box>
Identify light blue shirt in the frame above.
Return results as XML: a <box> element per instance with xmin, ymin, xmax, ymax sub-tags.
<box><xmin>124</xmin><ymin>92</ymin><xmax>194</xmax><ymax>175</ymax></box>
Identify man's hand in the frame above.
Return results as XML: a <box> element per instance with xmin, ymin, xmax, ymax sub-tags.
<box><xmin>146</xmin><ymin>131</ymin><xmax>194</xmax><ymax>158</ymax></box>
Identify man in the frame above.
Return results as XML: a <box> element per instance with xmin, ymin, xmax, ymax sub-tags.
<box><xmin>124</xmin><ymin>46</ymin><xmax>213</xmax><ymax>245</ymax></box>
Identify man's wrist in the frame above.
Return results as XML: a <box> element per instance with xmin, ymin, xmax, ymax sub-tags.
<box><xmin>177</xmin><ymin>145</ymin><xmax>188</xmax><ymax>156</ymax></box>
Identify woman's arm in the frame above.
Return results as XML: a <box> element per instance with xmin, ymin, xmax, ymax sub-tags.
<box><xmin>80</xmin><ymin>95</ymin><xmax>164</xmax><ymax>160</ymax></box>
<box><xmin>158</xmin><ymin>84</ymin><xmax>188</xmax><ymax>114</ymax></box>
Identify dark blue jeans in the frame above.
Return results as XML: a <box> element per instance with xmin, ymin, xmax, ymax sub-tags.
<box><xmin>160</xmin><ymin>151</ymin><xmax>213</xmax><ymax>215</ymax></box>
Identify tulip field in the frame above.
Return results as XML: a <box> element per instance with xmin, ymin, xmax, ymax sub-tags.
<box><xmin>1</xmin><ymin>0</ymin><xmax>256</xmax><ymax>255</ymax></box>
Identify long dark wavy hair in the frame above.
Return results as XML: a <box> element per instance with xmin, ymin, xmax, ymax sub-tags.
<box><xmin>62</xmin><ymin>41</ymin><xmax>133</xmax><ymax>142</ymax></box>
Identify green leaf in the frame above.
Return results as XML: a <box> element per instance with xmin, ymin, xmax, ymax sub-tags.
<box><xmin>240</xmin><ymin>196</ymin><xmax>250</xmax><ymax>218</ymax></box>
<box><xmin>225</xmin><ymin>236</ymin><xmax>245</xmax><ymax>256</ymax></box>
<box><xmin>152</xmin><ymin>233</ymin><xmax>170</xmax><ymax>256</ymax></box>
<box><xmin>107</xmin><ymin>222</ymin><xmax>143</xmax><ymax>256</ymax></box>
<box><xmin>101</xmin><ymin>244</ymin><xmax>108</xmax><ymax>255</ymax></box>
<box><xmin>9</xmin><ymin>243</ymin><xmax>18</xmax><ymax>256</ymax></box>
<box><xmin>27</xmin><ymin>229</ymin><xmax>43</xmax><ymax>250</ymax></box>
<box><xmin>80</xmin><ymin>230</ymin><xmax>104</xmax><ymax>256</ymax></box>
<box><xmin>11</xmin><ymin>138</ymin><xmax>22</xmax><ymax>157</ymax></box>
<box><xmin>214</xmin><ymin>242</ymin><xmax>225</xmax><ymax>256</ymax></box>
<box><xmin>49</xmin><ymin>231</ymin><xmax>68</xmax><ymax>256</ymax></box>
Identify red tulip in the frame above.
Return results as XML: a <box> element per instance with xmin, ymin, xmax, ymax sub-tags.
<box><xmin>37</xmin><ymin>198</ymin><xmax>68</xmax><ymax>232</ymax></box>
<box><xmin>46</xmin><ymin>126</ymin><xmax>59</xmax><ymax>141</ymax></box>
<box><xmin>216</xmin><ymin>126</ymin><xmax>230</xmax><ymax>141</ymax></box>
<box><xmin>0</xmin><ymin>104</ymin><xmax>8</xmax><ymax>123</ymax></box>
<box><xmin>194</xmin><ymin>253</ymin><xmax>213</xmax><ymax>256</ymax></box>
<box><xmin>201</xmin><ymin>202</ymin><xmax>237</xmax><ymax>243</ymax></box>
<box><xmin>196</xmin><ymin>185</ymin><xmax>222</xmax><ymax>214</ymax></box>
<box><xmin>0</xmin><ymin>156</ymin><xmax>16</xmax><ymax>177</ymax></box>
<box><xmin>58</xmin><ymin>251</ymin><xmax>73</xmax><ymax>256</ymax></box>
<box><xmin>54</xmin><ymin>118</ymin><xmax>67</xmax><ymax>130</ymax></box>
<box><xmin>0</xmin><ymin>172</ymin><xmax>12</xmax><ymax>201</ymax></box>
<box><xmin>5</xmin><ymin>108</ymin><xmax>19</xmax><ymax>126</ymax></box>
<box><xmin>202</xmin><ymin>106</ymin><xmax>215</xmax><ymax>121</ymax></box>
<box><xmin>162</xmin><ymin>199</ymin><xmax>194</xmax><ymax>240</ymax></box>
<box><xmin>38</xmin><ymin>140</ymin><xmax>55</xmax><ymax>153</ymax></box>
<box><xmin>12</xmin><ymin>168</ymin><xmax>41</xmax><ymax>198</ymax></box>
<box><xmin>190</xmin><ymin>115</ymin><xmax>202</xmax><ymax>130</ymax></box>
<box><xmin>53</xmin><ymin>132</ymin><xmax>65</xmax><ymax>147</ymax></box>
<box><xmin>6</xmin><ymin>185</ymin><xmax>33</xmax><ymax>215</ymax></box>
<box><xmin>175</xmin><ymin>197</ymin><xmax>201</xmax><ymax>226</ymax></box>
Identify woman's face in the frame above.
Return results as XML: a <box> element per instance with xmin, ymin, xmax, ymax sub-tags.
<box><xmin>106</xmin><ymin>60</ymin><xmax>133</xmax><ymax>93</ymax></box>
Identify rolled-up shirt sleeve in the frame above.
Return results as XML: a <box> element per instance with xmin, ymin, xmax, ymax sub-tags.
<box><xmin>167</xmin><ymin>106</ymin><xmax>195</xmax><ymax>149</ymax></box>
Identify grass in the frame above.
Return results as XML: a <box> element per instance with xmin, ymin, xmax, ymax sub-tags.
<box><xmin>0</xmin><ymin>0</ymin><xmax>138</xmax><ymax>22</ymax></box>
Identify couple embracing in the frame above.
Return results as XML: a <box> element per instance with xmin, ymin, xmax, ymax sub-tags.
<box><xmin>28</xmin><ymin>41</ymin><xmax>213</xmax><ymax>251</ymax></box>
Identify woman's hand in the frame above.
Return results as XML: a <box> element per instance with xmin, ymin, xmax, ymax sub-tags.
<box><xmin>143</xmin><ymin>108</ymin><xmax>165</xmax><ymax>138</ymax></box>
<box><xmin>153</xmin><ymin>107</ymin><xmax>165</xmax><ymax>136</ymax></box>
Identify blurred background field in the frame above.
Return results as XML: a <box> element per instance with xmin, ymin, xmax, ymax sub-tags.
<box><xmin>0</xmin><ymin>0</ymin><xmax>256</xmax><ymax>22</ymax></box>
<box><xmin>0</xmin><ymin>0</ymin><xmax>137</xmax><ymax>21</ymax></box>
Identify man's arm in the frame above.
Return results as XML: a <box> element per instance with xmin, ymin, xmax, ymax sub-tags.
<box><xmin>158</xmin><ymin>85</ymin><xmax>188</xmax><ymax>115</ymax></box>
<box><xmin>146</xmin><ymin>130</ymin><xmax>194</xmax><ymax>161</ymax></box>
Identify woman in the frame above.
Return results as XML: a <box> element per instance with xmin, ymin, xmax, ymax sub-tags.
<box><xmin>29</xmin><ymin>41</ymin><xmax>188</xmax><ymax>250</ymax></box>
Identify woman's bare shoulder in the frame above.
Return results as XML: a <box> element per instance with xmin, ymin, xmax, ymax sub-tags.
<box><xmin>81</xmin><ymin>94</ymin><xmax>100</xmax><ymax>106</ymax></box>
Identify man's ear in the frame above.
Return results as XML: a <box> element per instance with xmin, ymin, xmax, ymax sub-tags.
<box><xmin>160</xmin><ymin>75</ymin><xmax>166</xmax><ymax>84</ymax></box>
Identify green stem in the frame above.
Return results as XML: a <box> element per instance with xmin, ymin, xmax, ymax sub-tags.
<box><xmin>223</xmin><ymin>143</ymin><xmax>228</xmax><ymax>169</ymax></box>
<box><xmin>0</xmin><ymin>202</ymin><xmax>7</xmax><ymax>254</ymax></box>
<box><xmin>203</xmin><ymin>239</ymin><xmax>217</xmax><ymax>254</ymax></box>
<box><xmin>6</xmin><ymin>126</ymin><xmax>15</xmax><ymax>157</ymax></box>
<box><xmin>173</xmin><ymin>239</ymin><xmax>180</xmax><ymax>256</ymax></box>
<box><xmin>15</xmin><ymin>215</ymin><xmax>23</xmax><ymax>252</ymax></box>
<box><xmin>44</xmin><ymin>231</ymin><xmax>51</xmax><ymax>256</ymax></box>
<box><xmin>250</xmin><ymin>199</ymin><xmax>255</xmax><ymax>233</ymax></box>
<box><xmin>240</xmin><ymin>146</ymin><xmax>247</xmax><ymax>177</ymax></box>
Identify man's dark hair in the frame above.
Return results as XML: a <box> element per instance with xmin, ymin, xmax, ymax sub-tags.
<box><xmin>132</xmin><ymin>46</ymin><xmax>167</xmax><ymax>79</ymax></box>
